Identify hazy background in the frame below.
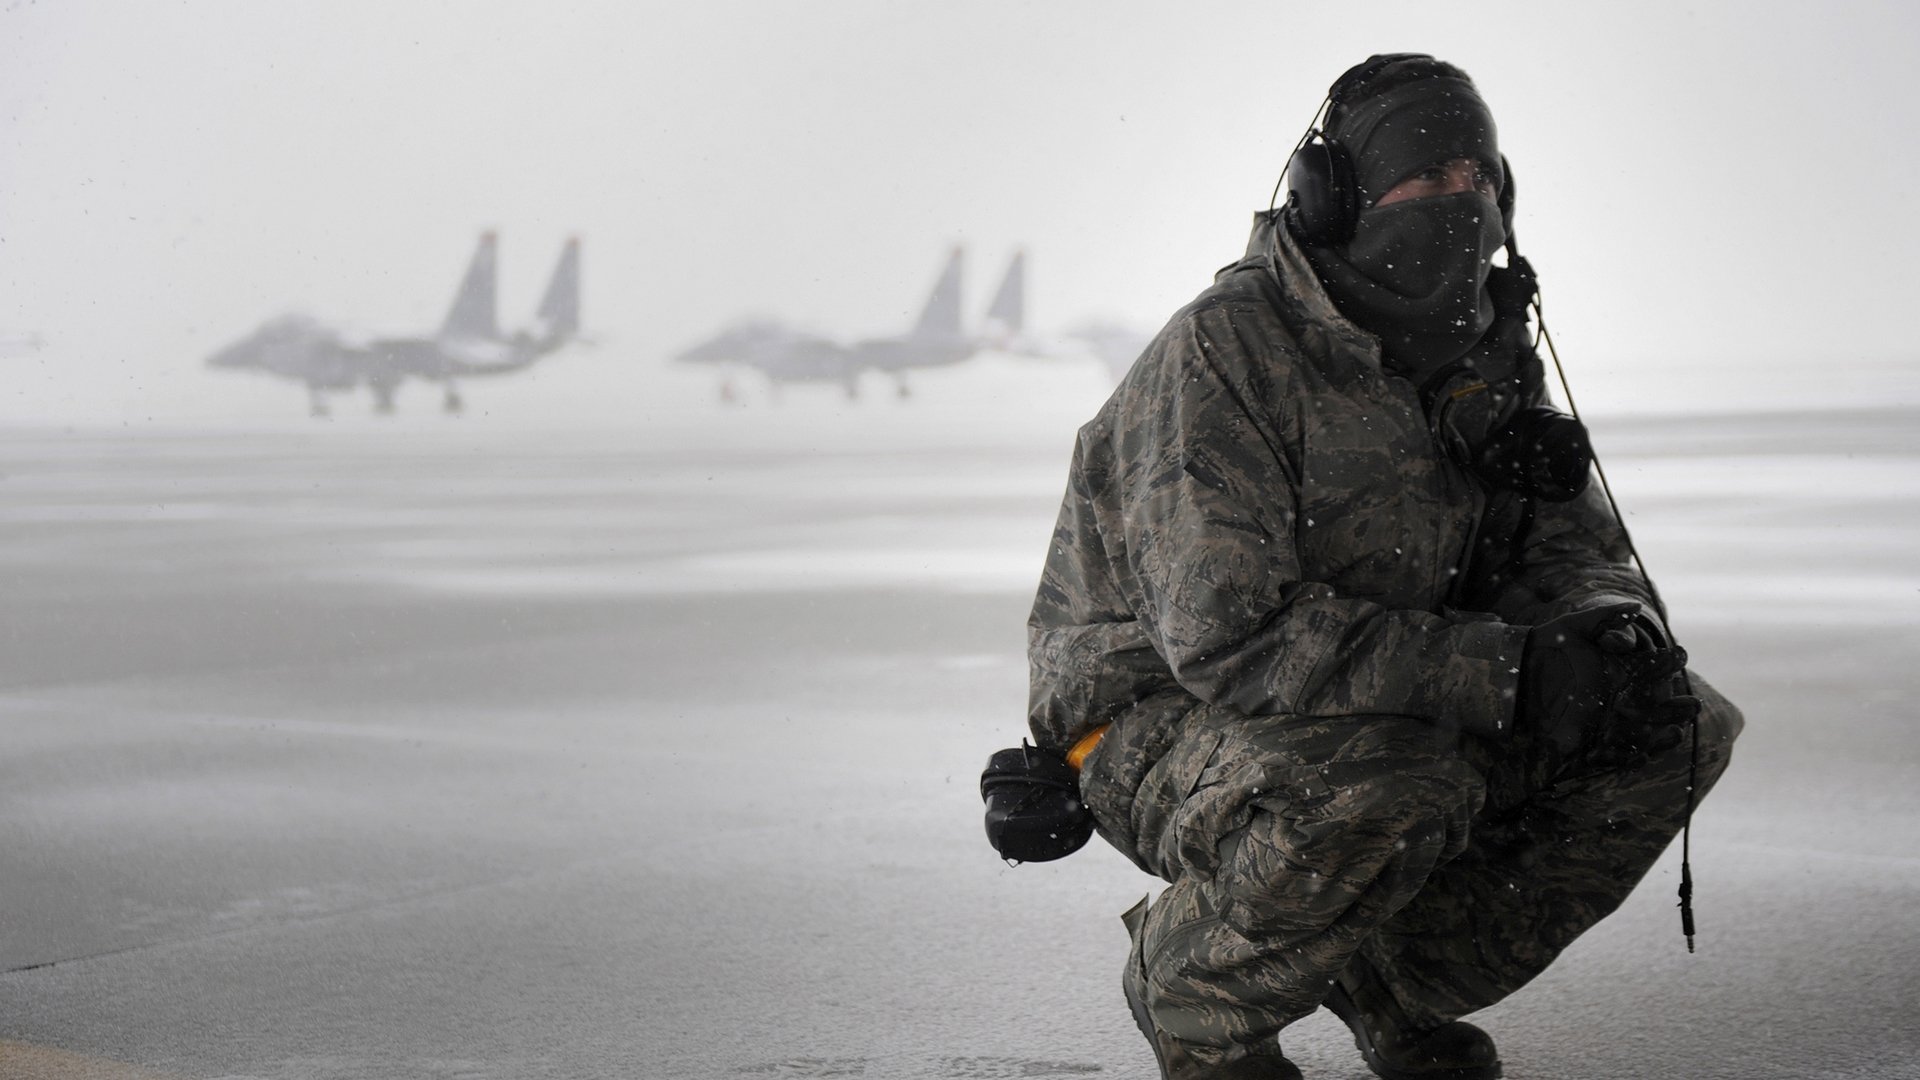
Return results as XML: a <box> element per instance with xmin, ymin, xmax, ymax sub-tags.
<box><xmin>5</xmin><ymin>5</ymin><xmax>1920</xmax><ymax>1078</ymax></box>
<box><xmin>4</xmin><ymin>0</ymin><xmax>1918</xmax><ymax>426</ymax></box>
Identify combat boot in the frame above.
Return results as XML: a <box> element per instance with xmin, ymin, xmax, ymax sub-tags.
<box><xmin>1323</xmin><ymin>957</ymin><xmax>1502</xmax><ymax>1080</ymax></box>
<box><xmin>1123</xmin><ymin>954</ymin><xmax>1302</xmax><ymax>1079</ymax></box>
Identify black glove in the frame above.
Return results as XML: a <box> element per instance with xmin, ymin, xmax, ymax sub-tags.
<box><xmin>1521</xmin><ymin>603</ymin><xmax>1695</xmax><ymax>768</ymax></box>
<box><xmin>1473</xmin><ymin>406</ymin><xmax>1593</xmax><ymax>502</ymax></box>
<box><xmin>1589</xmin><ymin>615</ymin><xmax>1699</xmax><ymax>764</ymax></box>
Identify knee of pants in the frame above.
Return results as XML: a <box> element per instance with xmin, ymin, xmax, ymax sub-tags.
<box><xmin>1216</xmin><ymin>756</ymin><xmax>1483</xmax><ymax>938</ymax></box>
<box><xmin>1692</xmin><ymin>671</ymin><xmax>1744</xmax><ymax>743</ymax></box>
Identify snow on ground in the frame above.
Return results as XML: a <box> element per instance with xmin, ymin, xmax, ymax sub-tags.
<box><xmin>0</xmin><ymin>355</ymin><xmax>1916</xmax><ymax>1079</ymax></box>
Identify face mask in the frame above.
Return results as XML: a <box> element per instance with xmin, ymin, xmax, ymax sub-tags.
<box><xmin>1305</xmin><ymin>191</ymin><xmax>1507</xmax><ymax>376</ymax></box>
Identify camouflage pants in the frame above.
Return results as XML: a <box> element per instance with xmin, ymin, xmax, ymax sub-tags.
<box><xmin>1108</xmin><ymin>672</ymin><xmax>1743</xmax><ymax>1059</ymax></box>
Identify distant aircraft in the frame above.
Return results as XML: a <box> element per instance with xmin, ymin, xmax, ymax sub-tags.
<box><xmin>207</xmin><ymin>233</ymin><xmax>581</xmax><ymax>416</ymax></box>
<box><xmin>675</xmin><ymin>246</ymin><xmax>1026</xmax><ymax>401</ymax></box>
<box><xmin>674</xmin><ymin>320</ymin><xmax>857</xmax><ymax>401</ymax></box>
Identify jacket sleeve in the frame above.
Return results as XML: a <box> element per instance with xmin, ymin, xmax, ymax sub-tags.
<box><xmin>1026</xmin><ymin>443</ymin><xmax>1185</xmax><ymax>751</ymax></box>
<box><xmin>1093</xmin><ymin>311</ymin><xmax>1528</xmax><ymax>738</ymax></box>
<box><xmin>1465</xmin><ymin>480</ymin><xmax>1665</xmax><ymax>631</ymax></box>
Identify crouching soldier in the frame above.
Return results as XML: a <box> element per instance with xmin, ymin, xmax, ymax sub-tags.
<box><xmin>1015</xmin><ymin>53</ymin><xmax>1743</xmax><ymax>1079</ymax></box>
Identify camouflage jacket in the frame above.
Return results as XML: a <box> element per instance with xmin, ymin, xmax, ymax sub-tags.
<box><xmin>1027</xmin><ymin>212</ymin><xmax>1660</xmax><ymax>858</ymax></box>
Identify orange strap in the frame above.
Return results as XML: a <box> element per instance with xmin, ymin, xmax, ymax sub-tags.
<box><xmin>1066</xmin><ymin>724</ymin><xmax>1110</xmax><ymax>771</ymax></box>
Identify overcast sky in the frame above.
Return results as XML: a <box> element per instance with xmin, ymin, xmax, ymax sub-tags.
<box><xmin>2</xmin><ymin>0</ymin><xmax>1915</xmax><ymax>424</ymax></box>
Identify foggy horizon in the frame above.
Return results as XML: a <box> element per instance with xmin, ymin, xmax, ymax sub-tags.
<box><xmin>3</xmin><ymin>0</ymin><xmax>1917</xmax><ymax>427</ymax></box>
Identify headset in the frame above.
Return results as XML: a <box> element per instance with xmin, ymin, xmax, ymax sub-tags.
<box><xmin>1277</xmin><ymin>52</ymin><xmax>1515</xmax><ymax>247</ymax></box>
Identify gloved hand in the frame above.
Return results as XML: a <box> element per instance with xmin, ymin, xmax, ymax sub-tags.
<box><xmin>1520</xmin><ymin>603</ymin><xmax>1697</xmax><ymax>768</ymax></box>
<box><xmin>1589</xmin><ymin>614</ymin><xmax>1699</xmax><ymax>764</ymax></box>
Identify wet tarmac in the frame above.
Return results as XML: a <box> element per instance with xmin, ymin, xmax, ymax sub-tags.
<box><xmin>1</xmin><ymin>397</ymin><xmax>1916</xmax><ymax>1079</ymax></box>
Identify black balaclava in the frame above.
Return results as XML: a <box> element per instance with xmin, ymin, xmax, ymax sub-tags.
<box><xmin>1302</xmin><ymin>58</ymin><xmax>1508</xmax><ymax>378</ymax></box>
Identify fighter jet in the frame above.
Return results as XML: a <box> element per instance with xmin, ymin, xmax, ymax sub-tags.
<box><xmin>674</xmin><ymin>320</ymin><xmax>857</xmax><ymax>402</ymax></box>
<box><xmin>206</xmin><ymin>233</ymin><xmax>581</xmax><ymax>417</ymax></box>
<box><xmin>675</xmin><ymin>246</ymin><xmax>1026</xmax><ymax>402</ymax></box>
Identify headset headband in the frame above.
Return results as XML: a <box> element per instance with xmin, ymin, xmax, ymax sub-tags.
<box><xmin>1328</xmin><ymin>52</ymin><xmax>1437</xmax><ymax>109</ymax></box>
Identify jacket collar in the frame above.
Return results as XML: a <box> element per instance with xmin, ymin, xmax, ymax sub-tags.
<box><xmin>1240</xmin><ymin>210</ymin><xmax>1383</xmax><ymax>370</ymax></box>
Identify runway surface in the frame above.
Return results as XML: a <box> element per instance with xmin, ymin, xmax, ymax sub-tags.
<box><xmin>2</xmin><ymin>388</ymin><xmax>1916</xmax><ymax>1079</ymax></box>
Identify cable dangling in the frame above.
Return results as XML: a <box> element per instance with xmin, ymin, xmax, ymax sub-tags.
<box><xmin>1530</xmin><ymin>285</ymin><xmax>1703</xmax><ymax>953</ymax></box>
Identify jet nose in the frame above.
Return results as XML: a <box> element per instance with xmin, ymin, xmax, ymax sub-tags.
<box><xmin>205</xmin><ymin>339</ymin><xmax>249</xmax><ymax>368</ymax></box>
<box><xmin>673</xmin><ymin>339</ymin><xmax>724</xmax><ymax>364</ymax></box>
<box><xmin>206</xmin><ymin>325</ymin><xmax>278</xmax><ymax>369</ymax></box>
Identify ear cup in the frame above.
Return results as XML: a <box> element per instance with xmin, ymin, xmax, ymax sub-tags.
<box><xmin>1284</xmin><ymin>134</ymin><xmax>1358</xmax><ymax>245</ymax></box>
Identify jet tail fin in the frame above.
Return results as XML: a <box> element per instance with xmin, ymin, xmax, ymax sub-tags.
<box><xmin>910</xmin><ymin>246</ymin><xmax>964</xmax><ymax>341</ymax></box>
<box><xmin>440</xmin><ymin>232</ymin><xmax>500</xmax><ymax>340</ymax></box>
<box><xmin>982</xmin><ymin>249</ymin><xmax>1026</xmax><ymax>345</ymax></box>
<box><xmin>534</xmin><ymin>237</ymin><xmax>581</xmax><ymax>345</ymax></box>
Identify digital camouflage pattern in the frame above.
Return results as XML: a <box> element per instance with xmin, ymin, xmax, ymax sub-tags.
<box><xmin>1027</xmin><ymin>212</ymin><xmax>1743</xmax><ymax>1068</ymax></box>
